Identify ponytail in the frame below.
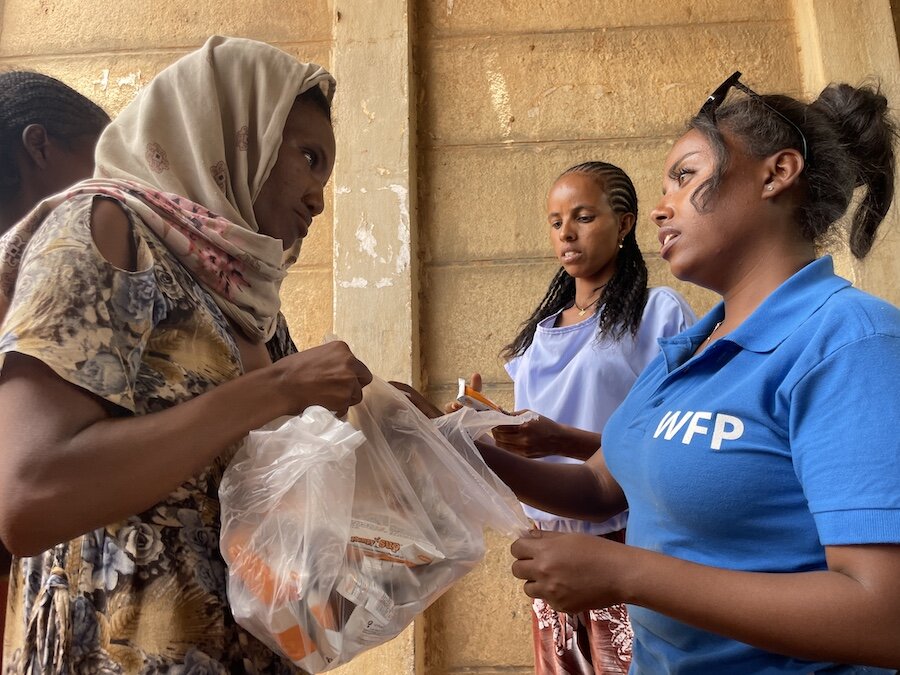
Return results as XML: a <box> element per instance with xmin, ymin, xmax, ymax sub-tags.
<box><xmin>809</xmin><ymin>83</ymin><xmax>896</xmax><ymax>257</ymax></box>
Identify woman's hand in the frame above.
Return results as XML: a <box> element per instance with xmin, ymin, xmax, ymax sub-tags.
<box><xmin>272</xmin><ymin>341</ymin><xmax>372</xmax><ymax>417</ymax></box>
<box><xmin>510</xmin><ymin>530</ymin><xmax>630</xmax><ymax>613</ymax></box>
<box><xmin>513</xmin><ymin>529</ymin><xmax>900</xmax><ymax>667</ymax></box>
<box><xmin>493</xmin><ymin>415</ymin><xmax>601</xmax><ymax>461</ymax></box>
<box><xmin>492</xmin><ymin>413</ymin><xmax>563</xmax><ymax>458</ymax></box>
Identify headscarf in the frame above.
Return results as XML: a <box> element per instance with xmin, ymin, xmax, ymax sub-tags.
<box><xmin>0</xmin><ymin>35</ymin><xmax>335</xmax><ymax>341</ymax></box>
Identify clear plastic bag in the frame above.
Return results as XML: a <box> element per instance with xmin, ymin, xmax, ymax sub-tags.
<box><xmin>219</xmin><ymin>377</ymin><xmax>529</xmax><ymax>672</ymax></box>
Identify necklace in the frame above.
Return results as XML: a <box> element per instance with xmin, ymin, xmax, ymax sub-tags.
<box><xmin>574</xmin><ymin>297</ymin><xmax>599</xmax><ymax>317</ymax></box>
<box><xmin>703</xmin><ymin>320</ymin><xmax>723</xmax><ymax>345</ymax></box>
<box><xmin>573</xmin><ymin>283</ymin><xmax>609</xmax><ymax>317</ymax></box>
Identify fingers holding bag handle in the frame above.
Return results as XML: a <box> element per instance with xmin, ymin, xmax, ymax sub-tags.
<box><xmin>272</xmin><ymin>341</ymin><xmax>373</xmax><ymax>418</ymax></box>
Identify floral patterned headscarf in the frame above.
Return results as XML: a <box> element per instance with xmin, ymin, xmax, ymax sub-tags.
<box><xmin>1</xmin><ymin>36</ymin><xmax>335</xmax><ymax>341</ymax></box>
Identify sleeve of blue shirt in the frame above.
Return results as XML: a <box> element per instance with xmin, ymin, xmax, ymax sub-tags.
<box><xmin>790</xmin><ymin>333</ymin><xmax>900</xmax><ymax>545</ymax></box>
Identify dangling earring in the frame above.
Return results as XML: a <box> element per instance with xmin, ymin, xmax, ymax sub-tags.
<box><xmin>618</xmin><ymin>241</ymin><xmax>624</xmax><ymax>249</ymax></box>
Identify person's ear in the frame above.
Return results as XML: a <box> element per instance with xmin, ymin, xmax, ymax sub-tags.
<box><xmin>761</xmin><ymin>148</ymin><xmax>804</xmax><ymax>199</ymax></box>
<box><xmin>20</xmin><ymin>124</ymin><xmax>51</xmax><ymax>169</ymax></box>
<box><xmin>617</xmin><ymin>212</ymin><xmax>635</xmax><ymax>241</ymax></box>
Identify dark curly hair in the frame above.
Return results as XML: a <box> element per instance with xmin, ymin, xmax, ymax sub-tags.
<box><xmin>688</xmin><ymin>80</ymin><xmax>896</xmax><ymax>259</ymax></box>
<box><xmin>501</xmin><ymin>161</ymin><xmax>649</xmax><ymax>360</ymax></box>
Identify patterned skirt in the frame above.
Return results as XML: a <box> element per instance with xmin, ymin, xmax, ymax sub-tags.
<box><xmin>530</xmin><ymin>530</ymin><xmax>633</xmax><ymax>675</ymax></box>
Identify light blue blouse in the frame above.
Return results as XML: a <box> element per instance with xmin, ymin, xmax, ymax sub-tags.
<box><xmin>505</xmin><ymin>286</ymin><xmax>696</xmax><ymax>534</ymax></box>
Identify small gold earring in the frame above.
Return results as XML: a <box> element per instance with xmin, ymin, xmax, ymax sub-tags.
<box><xmin>618</xmin><ymin>242</ymin><xmax>624</xmax><ymax>249</ymax></box>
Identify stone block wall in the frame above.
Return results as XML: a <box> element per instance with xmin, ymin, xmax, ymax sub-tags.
<box><xmin>416</xmin><ymin>1</ymin><xmax>800</xmax><ymax>413</ymax></box>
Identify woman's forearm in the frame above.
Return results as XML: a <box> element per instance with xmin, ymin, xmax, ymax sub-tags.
<box><xmin>620</xmin><ymin>544</ymin><xmax>900</xmax><ymax>668</ymax></box>
<box><xmin>548</xmin><ymin>423</ymin><xmax>601</xmax><ymax>461</ymax></box>
<box><xmin>475</xmin><ymin>438</ymin><xmax>625</xmax><ymax>522</ymax></box>
<box><xmin>0</xmin><ymin>362</ymin><xmax>290</xmax><ymax>555</ymax></box>
<box><xmin>0</xmin><ymin>342</ymin><xmax>369</xmax><ymax>556</ymax></box>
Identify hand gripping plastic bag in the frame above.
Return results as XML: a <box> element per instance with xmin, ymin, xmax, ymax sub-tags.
<box><xmin>219</xmin><ymin>377</ymin><xmax>530</xmax><ymax>672</ymax></box>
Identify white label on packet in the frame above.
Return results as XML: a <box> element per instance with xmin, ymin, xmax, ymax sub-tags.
<box><xmin>341</xmin><ymin>604</ymin><xmax>393</xmax><ymax>646</ymax></box>
<box><xmin>348</xmin><ymin>517</ymin><xmax>445</xmax><ymax>566</ymax></box>
<box><xmin>335</xmin><ymin>558</ymin><xmax>395</xmax><ymax>625</ymax></box>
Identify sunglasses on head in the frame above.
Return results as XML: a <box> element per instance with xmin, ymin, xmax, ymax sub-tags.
<box><xmin>699</xmin><ymin>71</ymin><xmax>809</xmax><ymax>163</ymax></box>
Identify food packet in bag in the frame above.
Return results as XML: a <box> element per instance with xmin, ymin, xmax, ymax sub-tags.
<box><xmin>219</xmin><ymin>377</ymin><xmax>530</xmax><ymax>672</ymax></box>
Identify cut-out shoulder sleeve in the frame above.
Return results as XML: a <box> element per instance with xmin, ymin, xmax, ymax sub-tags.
<box><xmin>0</xmin><ymin>195</ymin><xmax>159</xmax><ymax>412</ymax></box>
<box><xmin>90</xmin><ymin>196</ymin><xmax>140</xmax><ymax>272</ymax></box>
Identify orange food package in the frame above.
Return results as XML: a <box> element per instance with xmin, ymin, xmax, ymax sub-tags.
<box><xmin>223</xmin><ymin>528</ymin><xmax>341</xmax><ymax>664</ymax></box>
<box><xmin>456</xmin><ymin>378</ymin><xmax>504</xmax><ymax>412</ymax></box>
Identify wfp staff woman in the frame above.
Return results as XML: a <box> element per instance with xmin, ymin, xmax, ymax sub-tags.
<box><xmin>500</xmin><ymin>73</ymin><xmax>900</xmax><ymax>673</ymax></box>
<box><xmin>399</xmin><ymin>72</ymin><xmax>900</xmax><ymax>673</ymax></box>
<box><xmin>0</xmin><ymin>37</ymin><xmax>371</xmax><ymax>673</ymax></box>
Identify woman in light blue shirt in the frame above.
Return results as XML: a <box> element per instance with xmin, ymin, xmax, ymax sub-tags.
<box><xmin>472</xmin><ymin>162</ymin><xmax>695</xmax><ymax>674</ymax></box>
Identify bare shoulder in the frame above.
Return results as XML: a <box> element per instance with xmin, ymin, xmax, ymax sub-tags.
<box><xmin>90</xmin><ymin>197</ymin><xmax>138</xmax><ymax>272</ymax></box>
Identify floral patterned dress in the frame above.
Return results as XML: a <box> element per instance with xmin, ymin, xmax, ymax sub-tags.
<box><xmin>1</xmin><ymin>194</ymin><xmax>303</xmax><ymax>674</ymax></box>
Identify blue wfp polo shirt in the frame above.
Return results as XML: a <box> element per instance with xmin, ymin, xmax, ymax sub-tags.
<box><xmin>602</xmin><ymin>256</ymin><xmax>900</xmax><ymax>674</ymax></box>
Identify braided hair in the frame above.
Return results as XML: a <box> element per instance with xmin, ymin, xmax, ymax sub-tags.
<box><xmin>501</xmin><ymin>161</ymin><xmax>649</xmax><ymax>360</ymax></box>
<box><xmin>0</xmin><ymin>71</ymin><xmax>110</xmax><ymax>192</ymax></box>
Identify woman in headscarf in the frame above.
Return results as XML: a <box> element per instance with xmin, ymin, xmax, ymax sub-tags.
<box><xmin>0</xmin><ymin>36</ymin><xmax>371</xmax><ymax>673</ymax></box>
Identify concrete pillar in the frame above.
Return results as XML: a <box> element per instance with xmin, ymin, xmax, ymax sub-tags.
<box><xmin>330</xmin><ymin>2</ymin><xmax>420</xmax><ymax>674</ymax></box>
<box><xmin>331</xmin><ymin>0</ymin><xmax>420</xmax><ymax>385</ymax></box>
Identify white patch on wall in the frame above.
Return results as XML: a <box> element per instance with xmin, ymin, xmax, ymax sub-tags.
<box><xmin>375</xmin><ymin>278</ymin><xmax>393</xmax><ymax>288</ymax></box>
<box><xmin>484</xmin><ymin>54</ymin><xmax>513</xmax><ymax>139</ymax></box>
<box><xmin>380</xmin><ymin>184</ymin><xmax>410</xmax><ymax>274</ymax></box>
<box><xmin>335</xmin><ymin>186</ymin><xmax>352</xmax><ymax>195</ymax></box>
<box><xmin>338</xmin><ymin>277</ymin><xmax>368</xmax><ymax>288</ymax></box>
<box><xmin>94</xmin><ymin>69</ymin><xmax>110</xmax><ymax>91</ymax></box>
<box><xmin>116</xmin><ymin>71</ymin><xmax>143</xmax><ymax>91</ymax></box>
<box><xmin>355</xmin><ymin>217</ymin><xmax>385</xmax><ymax>262</ymax></box>
<box><xmin>447</xmin><ymin>0</ymin><xmax>455</xmax><ymax>14</ymax></box>
<box><xmin>361</xmin><ymin>100</ymin><xmax>376</xmax><ymax>123</ymax></box>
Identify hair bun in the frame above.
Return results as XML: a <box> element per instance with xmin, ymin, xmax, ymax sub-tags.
<box><xmin>812</xmin><ymin>83</ymin><xmax>891</xmax><ymax>186</ymax></box>
<box><xmin>810</xmin><ymin>82</ymin><xmax>897</xmax><ymax>257</ymax></box>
